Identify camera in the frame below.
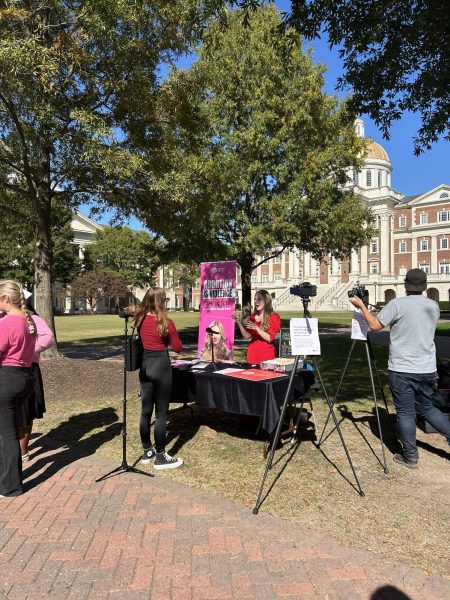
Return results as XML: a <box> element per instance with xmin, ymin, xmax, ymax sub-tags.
<box><xmin>347</xmin><ymin>283</ymin><xmax>368</xmax><ymax>300</ymax></box>
<box><xmin>290</xmin><ymin>282</ymin><xmax>317</xmax><ymax>298</ymax></box>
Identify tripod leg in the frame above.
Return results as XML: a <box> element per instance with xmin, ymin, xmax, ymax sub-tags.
<box><xmin>367</xmin><ymin>339</ymin><xmax>397</xmax><ymax>440</ymax></box>
<box><xmin>318</xmin><ymin>339</ymin><xmax>356</xmax><ymax>445</ymax></box>
<box><xmin>365</xmin><ymin>343</ymin><xmax>389</xmax><ymax>474</ymax></box>
<box><xmin>313</xmin><ymin>357</ymin><xmax>365</xmax><ymax>497</ymax></box>
<box><xmin>253</xmin><ymin>356</ymin><xmax>301</xmax><ymax>514</ymax></box>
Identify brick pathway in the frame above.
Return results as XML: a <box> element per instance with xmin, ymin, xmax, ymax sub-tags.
<box><xmin>1</xmin><ymin>439</ymin><xmax>449</xmax><ymax>599</ymax></box>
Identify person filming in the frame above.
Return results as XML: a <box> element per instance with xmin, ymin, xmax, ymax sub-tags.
<box><xmin>349</xmin><ymin>269</ymin><xmax>450</xmax><ymax>468</ymax></box>
<box><xmin>133</xmin><ymin>287</ymin><xmax>183</xmax><ymax>470</ymax></box>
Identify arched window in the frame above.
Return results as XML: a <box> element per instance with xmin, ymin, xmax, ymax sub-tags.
<box><xmin>427</xmin><ymin>288</ymin><xmax>439</xmax><ymax>302</ymax></box>
<box><xmin>366</xmin><ymin>170</ymin><xmax>372</xmax><ymax>187</ymax></box>
<box><xmin>384</xmin><ymin>289</ymin><xmax>396</xmax><ymax>303</ymax></box>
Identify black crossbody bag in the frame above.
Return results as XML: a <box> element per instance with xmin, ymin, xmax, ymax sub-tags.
<box><xmin>126</xmin><ymin>325</ymin><xmax>143</xmax><ymax>372</ymax></box>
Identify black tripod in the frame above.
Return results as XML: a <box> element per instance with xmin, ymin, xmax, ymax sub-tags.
<box><xmin>318</xmin><ymin>332</ymin><xmax>395</xmax><ymax>474</ymax></box>
<box><xmin>253</xmin><ymin>297</ymin><xmax>364</xmax><ymax>514</ymax></box>
<box><xmin>96</xmin><ymin>313</ymin><xmax>153</xmax><ymax>482</ymax></box>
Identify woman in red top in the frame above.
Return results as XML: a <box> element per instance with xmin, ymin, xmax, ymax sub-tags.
<box><xmin>234</xmin><ymin>289</ymin><xmax>281</xmax><ymax>365</ymax></box>
<box><xmin>133</xmin><ymin>287</ymin><xmax>183</xmax><ymax>470</ymax></box>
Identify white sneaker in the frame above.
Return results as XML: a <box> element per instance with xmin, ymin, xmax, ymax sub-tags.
<box><xmin>154</xmin><ymin>452</ymin><xmax>183</xmax><ymax>470</ymax></box>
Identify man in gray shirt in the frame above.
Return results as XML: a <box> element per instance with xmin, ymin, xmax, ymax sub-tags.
<box><xmin>349</xmin><ymin>268</ymin><xmax>450</xmax><ymax>468</ymax></box>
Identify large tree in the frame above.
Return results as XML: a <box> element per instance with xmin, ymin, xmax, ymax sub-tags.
<box><xmin>85</xmin><ymin>227</ymin><xmax>160</xmax><ymax>289</ymax></box>
<box><xmin>0</xmin><ymin>0</ymin><xmax>221</xmax><ymax>353</ymax></box>
<box><xmin>232</xmin><ymin>0</ymin><xmax>450</xmax><ymax>154</ymax></box>
<box><xmin>142</xmin><ymin>6</ymin><xmax>371</xmax><ymax>306</ymax></box>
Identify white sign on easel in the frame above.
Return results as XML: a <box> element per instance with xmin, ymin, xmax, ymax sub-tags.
<box><xmin>351</xmin><ymin>308</ymin><xmax>369</xmax><ymax>340</ymax></box>
<box><xmin>290</xmin><ymin>318</ymin><xmax>321</xmax><ymax>356</ymax></box>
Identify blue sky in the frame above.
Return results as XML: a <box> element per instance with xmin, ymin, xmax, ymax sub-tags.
<box><xmin>87</xmin><ymin>1</ymin><xmax>449</xmax><ymax>228</ymax></box>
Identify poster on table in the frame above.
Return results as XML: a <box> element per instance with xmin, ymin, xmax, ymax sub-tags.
<box><xmin>289</xmin><ymin>318</ymin><xmax>321</xmax><ymax>356</ymax></box>
<box><xmin>198</xmin><ymin>261</ymin><xmax>237</xmax><ymax>361</ymax></box>
<box><xmin>351</xmin><ymin>308</ymin><xmax>369</xmax><ymax>340</ymax></box>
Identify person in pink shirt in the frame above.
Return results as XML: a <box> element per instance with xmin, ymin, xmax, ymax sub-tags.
<box><xmin>18</xmin><ymin>296</ymin><xmax>55</xmax><ymax>462</ymax></box>
<box><xmin>0</xmin><ymin>280</ymin><xmax>36</xmax><ymax>497</ymax></box>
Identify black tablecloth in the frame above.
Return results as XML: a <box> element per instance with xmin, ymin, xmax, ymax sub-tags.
<box><xmin>172</xmin><ymin>365</ymin><xmax>314</xmax><ymax>434</ymax></box>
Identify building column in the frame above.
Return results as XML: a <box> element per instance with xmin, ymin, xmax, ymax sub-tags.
<box><xmin>288</xmin><ymin>250</ymin><xmax>294</xmax><ymax>280</ymax></box>
<box><xmin>293</xmin><ymin>250</ymin><xmax>300</xmax><ymax>280</ymax></box>
<box><xmin>360</xmin><ymin>245</ymin><xmax>368</xmax><ymax>275</ymax></box>
<box><xmin>281</xmin><ymin>252</ymin><xmax>286</xmax><ymax>279</ymax></box>
<box><xmin>380</xmin><ymin>213</ymin><xmax>391</xmax><ymax>274</ymax></box>
<box><xmin>431</xmin><ymin>235</ymin><xmax>438</xmax><ymax>273</ymax></box>
<box><xmin>350</xmin><ymin>249</ymin><xmax>359</xmax><ymax>276</ymax></box>
<box><xmin>268</xmin><ymin>258</ymin><xmax>273</xmax><ymax>282</ymax></box>
<box><xmin>411</xmin><ymin>235</ymin><xmax>418</xmax><ymax>269</ymax></box>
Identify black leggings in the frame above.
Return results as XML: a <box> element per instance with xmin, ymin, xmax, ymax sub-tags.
<box><xmin>0</xmin><ymin>366</ymin><xmax>33</xmax><ymax>496</ymax></box>
<box><xmin>139</xmin><ymin>350</ymin><xmax>172</xmax><ymax>453</ymax></box>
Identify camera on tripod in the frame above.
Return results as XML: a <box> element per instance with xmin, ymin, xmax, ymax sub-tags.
<box><xmin>290</xmin><ymin>282</ymin><xmax>317</xmax><ymax>299</ymax></box>
<box><xmin>347</xmin><ymin>283</ymin><xmax>368</xmax><ymax>300</ymax></box>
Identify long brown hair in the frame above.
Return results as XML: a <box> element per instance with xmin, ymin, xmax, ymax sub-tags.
<box><xmin>253</xmin><ymin>289</ymin><xmax>273</xmax><ymax>331</ymax></box>
<box><xmin>0</xmin><ymin>280</ymin><xmax>37</xmax><ymax>337</ymax></box>
<box><xmin>133</xmin><ymin>287</ymin><xmax>169</xmax><ymax>338</ymax></box>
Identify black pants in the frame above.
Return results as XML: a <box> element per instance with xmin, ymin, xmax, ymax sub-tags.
<box><xmin>0</xmin><ymin>366</ymin><xmax>33</xmax><ymax>496</ymax></box>
<box><xmin>139</xmin><ymin>350</ymin><xmax>172</xmax><ymax>454</ymax></box>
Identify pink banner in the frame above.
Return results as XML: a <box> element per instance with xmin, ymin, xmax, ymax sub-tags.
<box><xmin>198</xmin><ymin>261</ymin><xmax>237</xmax><ymax>361</ymax></box>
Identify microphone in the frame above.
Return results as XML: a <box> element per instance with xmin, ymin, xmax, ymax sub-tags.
<box><xmin>206</xmin><ymin>327</ymin><xmax>220</xmax><ymax>335</ymax></box>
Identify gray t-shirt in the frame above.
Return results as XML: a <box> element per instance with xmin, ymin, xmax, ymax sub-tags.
<box><xmin>377</xmin><ymin>295</ymin><xmax>440</xmax><ymax>373</ymax></box>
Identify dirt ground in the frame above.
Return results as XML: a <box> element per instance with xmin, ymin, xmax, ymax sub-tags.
<box><xmin>39</xmin><ymin>354</ymin><xmax>450</xmax><ymax>578</ymax></box>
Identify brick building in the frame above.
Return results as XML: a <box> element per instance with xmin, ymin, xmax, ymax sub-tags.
<box><xmin>70</xmin><ymin>119</ymin><xmax>450</xmax><ymax>311</ymax></box>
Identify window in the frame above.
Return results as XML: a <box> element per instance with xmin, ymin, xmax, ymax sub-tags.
<box><xmin>441</xmin><ymin>238</ymin><xmax>449</xmax><ymax>250</ymax></box>
<box><xmin>371</xmin><ymin>214</ymin><xmax>378</xmax><ymax>227</ymax></box>
<box><xmin>262</xmin><ymin>275</ymin><xmax>269</xmax><ymax>283</ymax></box>
<box><xmin>251</xmin><ymin>275</ymin><xmax>257</xmax><ymax>283</ymax></box>
<box><xmin>399</xmin><ymin>215</ymin><xmax>406</xmax><ymax>227</ymax></box>
<box><xmin>371</xmin><ymin>263</ymin><xmax>378</xmax><ymax>274</ymax></box>
<box><xmin>377</xmin><ymin>170</ymin><xmax>382</xmax><ymax>187</ymax></box>
<box><xmin>420</xmin><ymin>213</ymin><xmax>428</xmax><ymax>224</ymax></box>
<box><xmin>438</xmin><ymin>211</ymin><xmax>450</xmax><ymax>222</ymax></box>
<box><xmin>274</xmin><ymin>255</ymin><xmax>281</xmax><ymax>263</ymax></box>
<box><xmin>370</xmin><ymin>239</ymin><xmax>378</xmax><ymax>253</ymax></box>
<box><xmin>420</xmin><ymin>240</ymin><xmax>429</xmax><ymax>251</ymax></box>
<box><xmin>366</xmin><ymin>170</ymin><xmax>372</xmax><ymax>187</ymax></box>
<box><xmin>420</xmin><ymin>264</ymin><xmax>430</xmax><ymax>274</ymax></box>
<box><xmin>399</xmin><ymin>241</ymin><xmax>407</xmax><ymax>253</ymax></box>
<box><xmin>353</xmin><ymin>170</ymin><xmax>359</xmax><ymax>186</ymax></box>
<box><xmin>440</xmin><ymin>262</ymin><xmax>450</xmax><ymax>274</ymax></box>
<box><xmin>274</xmin><ymin>274</ymin><xmax>281</xmax><ymax>280</ymax></box>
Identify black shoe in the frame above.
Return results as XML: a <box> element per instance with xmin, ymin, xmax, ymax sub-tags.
<box><xmin>154</xmin><ymin>452</ymin><xmax>183</xmax><ymax>470</ymax></box>
<box><xmin>393</xmin><ymin>452</ymin><xmax>418</xmax><ymax>469</ymax></box>
<box><xmin>140</xmin><ymin>446</ymin><xmax>156</xmax><ymax>464</ymax></box>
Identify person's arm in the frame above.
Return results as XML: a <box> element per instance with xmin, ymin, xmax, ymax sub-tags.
<box><xmin>349</xmin><ymin>297</ymin><xmax>384</xmax><ymax>331</ymax></box>
<box><xmin>33</xmin><ymin>316</ymin><xmax>55</xmax><ymax>354</ymax></box>
<box><xmin>246</xmin><ymin>312</ymin><xmax>280</xmax><ymax>343</ymax></box>
<box><xmin>233</xmin><ymin>314</ymin><xmax>252</xmax><ymax>340</ymax></box>
<box><xmin>168</xmin><ymin>320</ymin><xmax>183</xmax><ymax>353</ymax></box>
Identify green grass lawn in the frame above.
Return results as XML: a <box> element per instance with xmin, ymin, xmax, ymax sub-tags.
<box><xmin>54</xmin><ymin>310</ymin><xmax>450</xmax><ymax>346</ymax></box>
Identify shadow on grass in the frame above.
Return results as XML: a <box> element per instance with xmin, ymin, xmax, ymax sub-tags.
<box><xmin>23</xmin><ymin>407</ymin><xmax>122</xmax><ymax>489</ymax></box>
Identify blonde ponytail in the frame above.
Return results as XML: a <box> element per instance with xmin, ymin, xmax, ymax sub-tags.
<box><xmin>0</xmin><ymin>280</ymin><xmax>37</xmax><ymax>337</ymax></box>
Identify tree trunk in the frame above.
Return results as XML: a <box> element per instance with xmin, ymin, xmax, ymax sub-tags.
<box><xmin>239</xmin><ymin>257</ymin><xmax>254</xmax><ymax>309</ymax></box>
<box><xmin>34</xmin><ymin>185</ymin><xmax>59</xmax><ymax>358</ymax></box>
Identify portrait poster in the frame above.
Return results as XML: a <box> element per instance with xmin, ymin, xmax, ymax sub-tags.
<box><xmin>351</xmin><ymin>308</ymin><xmax>369</xmax><ymax>340</ymax></box>
<box><xmin>198</xmin><ymin>261</ymin><xmax>237</xmax><ymax>361</ymax></box>
<box><xmin>289</xmin><ymin>318</ymin><xmax>321</xmax><ymax>356</ymax></box>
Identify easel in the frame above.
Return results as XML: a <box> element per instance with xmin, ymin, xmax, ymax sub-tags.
<box><xmin>253</xmin><ymin>298</ymin><xmax>364</xmax><ymax>515</ymax></box>
<box><xmin>318</xmin><ymin>330</ymin><xmax>395</xmax><ymax>474</ymax></box>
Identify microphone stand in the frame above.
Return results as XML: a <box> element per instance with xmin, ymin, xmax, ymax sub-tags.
<box><xmin>96</xmin><ymin>312</ymin><xmax>153</xmax><ymax>482</ymax></box>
